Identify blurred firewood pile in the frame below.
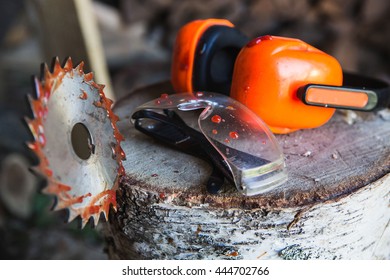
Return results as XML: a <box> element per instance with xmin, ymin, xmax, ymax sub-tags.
<box><xmin>107</xmin><ymin>0</ymin><xmax>389</xmax><ymax>97</ymax></box>
<box><xmin>0</xmin><ymin>0</ymin><xmax>389</xmax><ymax>259</ymax></box>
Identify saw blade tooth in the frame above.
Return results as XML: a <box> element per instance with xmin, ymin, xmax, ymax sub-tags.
<box><xmin>27</xmin><ymin>93</ymin><xmax>46</xmax><ymax>124</ymax></box>
<box><xmin>63</xmin><ymin>57</ymin><xmax>73</xmax><ymax>71</ymax></box>
<box><xmin>53</xmin><ymin>199</ymin><xmax>66</xmax><ymax>211</ymax></box>
<box><xmin>75</xmin><ymin>61</ymin><xmax>85</xmax><ymax>75</ymax></box>
<box><xmin>43</xmin><ymin>167</ymin><xmax>53</xmax><ymax>177</ymax></box>
<box><xmin>118</xmin><ymin>146</ymin><xmax>126</xmax><ymax>160</ymax></box>
<box><xmin>67</xmin><ymin>209</ymin><xmax>79</xmax><ymax>223</ymax></box>
<box><xmin>81</xmin><ymin>217</ymin><xmax>90</xmax><ymax>229</ymax></box>
<box><xmin>110</xmin><ymin>112</ymin><xmax>119</xmax><ymax>123</ymax></box>
<box><xmin>52</xmin><ymin>57</ymin><xmax>62</xmax><ymax>74</ymax></box>
<box><xmin>96</xmin><ymin>83</ymin><xmax>105</xmax><ymax>91</ymax></box>
<box><xmin>26</xmin><ymin>141</ymin><xmax>36</xmax><ymax>151</ymax></box>
<box><xmin>29</xmin><ymin>166</ymin><xmax>42</xmax><ymax>176</ymax></box>
<box><xmin>105</xmin><ymin>97</ymin><xmax>114</xmax><ymax>108</ymax></box>
<box><xmin>33</xmin><ymin>78</ymin><xmax>43</xmax><ymax>99</ymax></box>
<box><xmin>52</xmin><ymin>57</ymin><xmax>63</xmax><ymax>77</ymax></box>
<box><xmin>115</xmin><ymin>132</ymin><xmax>125</xmax><ymax>142</ymax></box>
<box><xmin>43</xmin><ymin>63</ymin><xmax>52</xmax><ymax>81</ymax></box>
<box><xmin>110</xmin><ymin>202</ymin><xmax>117</xmax><ymax>212</ymax></box>
<box><xmin>92</xmin><ymin>213</ymin><xmax>100</xmax><ymax>227</ymax></box>
<box><xmin>25</xmin><ymin>117</ymin><xmax>38</xmax><ymax>140</ymax></box>
<box><xmin>42</xmin><ymin>179</ymin><xmax>60</xmax><ymax>195</ymax></box>
<box><xmin>102</xmin><ymin>202</ymin><xmax>110</xmax><ymax>221</ymax></box>
<box><xmin>84</xmin><ymin>72</ymin><xmax>94</xmax><ymax>82</ymax></box>
<box><xmin>27</xmin><ymin>94</ymin><xmax>36</xmax><ymax>111</ymax></box>
<box><xmin>101</xmin><ymin>209</ymin><xmax>108</xmax><ymax>221</ymax></box>
<box><xmin>50</xmin><ymin>189</ymin><xmax>63</xmax><ymax>210</ymax></box>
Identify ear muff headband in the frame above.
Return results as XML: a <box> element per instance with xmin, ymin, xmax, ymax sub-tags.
<box><xmin>171</xmin><ymin>19</ymin><xmax>235</xmax><ymax>93</ymax></box>
<box><xmin>298</xmin><ymin>72</ymin><xmax>390</xmax><ymax>111</ymax></box>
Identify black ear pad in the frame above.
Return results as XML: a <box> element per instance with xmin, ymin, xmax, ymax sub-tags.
<box><xmin>192</xmin><ymin>25</ymin><xmax>249</xmax><ymax>96</ymax></box>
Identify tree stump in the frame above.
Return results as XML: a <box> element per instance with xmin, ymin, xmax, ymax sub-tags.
<box><xmin>104</xmin><ymin>82</ymin><xmax>390</xmax><ymax>260</ymax></box>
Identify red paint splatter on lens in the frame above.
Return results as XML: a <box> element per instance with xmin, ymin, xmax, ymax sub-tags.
<box><xmin>229</xmin><ymin>131</ymin><xmax>239</xmax><ymax>139</ymax></box>
<box><xmin>211</xmin><ymin>115</ymin><xmax>222</xmax><ymax>124</ymax></box>
<box><xmin>160</xmin><ymin>93</ymin><xmax>169</xmax><ymax>99</ymax></box>
<box><xmin>212</xmin><ymin>129</ymin><xmax>218</xmax><ymax>135</ymax></box>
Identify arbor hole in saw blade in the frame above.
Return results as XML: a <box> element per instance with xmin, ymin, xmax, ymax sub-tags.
<box><xmin>71</xmin><ymin>123</ymin><xmax>95</xmax><ymax>160</ymax></box>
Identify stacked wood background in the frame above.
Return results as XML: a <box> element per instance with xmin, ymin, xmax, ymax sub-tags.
<box><xmin>110</xmin><ymin>0</ymin><xmax>390</xmax><ymax>97</ymax></box>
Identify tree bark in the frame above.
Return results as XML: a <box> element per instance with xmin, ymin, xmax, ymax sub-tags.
<box><xmin>104</xmin><ymin>82</ymin><xmax>390</xmax><ymax>260</ymax></box>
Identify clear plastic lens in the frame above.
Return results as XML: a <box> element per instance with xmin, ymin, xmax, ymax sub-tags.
<box><xmin>135</xmin><ymin>92</ymin><xmax>287</xmax><ymax>195</ymax></box>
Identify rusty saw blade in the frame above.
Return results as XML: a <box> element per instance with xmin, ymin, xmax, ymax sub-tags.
<box><xmin>26</xmin><ymin>57</ymin><xmax>125</xmax><ymax>227</ymax></box>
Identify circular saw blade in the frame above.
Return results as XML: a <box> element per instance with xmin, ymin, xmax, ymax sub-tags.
<box><xmin>26</xmin><ymin>57</ymin><xmax>125</xmax><ymax>227</ymax></box>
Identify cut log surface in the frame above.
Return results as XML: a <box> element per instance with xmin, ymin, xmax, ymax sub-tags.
<box><xmin>105</xmin><ymin>82</ymin><xmax>390</xmax><ymax>260</ymax></box>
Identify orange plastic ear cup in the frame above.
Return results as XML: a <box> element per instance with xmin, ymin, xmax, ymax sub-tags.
<box><xmin>230</xmin><ymin>36</ymin><xmax>343</xmax><ymax>134</ymax></box>
<box><xmin>171</xmin><ymin>19</ymin><xmax>234</xmax><ymax>93</ymax></box>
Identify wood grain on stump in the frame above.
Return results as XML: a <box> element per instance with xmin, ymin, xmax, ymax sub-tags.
<box><xmin>104</xmin><ymin>82</ymin><xmax>390</xmax><ymax>260</ymax></box>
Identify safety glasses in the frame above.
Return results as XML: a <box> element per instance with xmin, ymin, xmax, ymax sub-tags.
<box><xmin>132</xmin><ymin>92</ymin><xmax>287</xmax><ymax>196</ymax></box>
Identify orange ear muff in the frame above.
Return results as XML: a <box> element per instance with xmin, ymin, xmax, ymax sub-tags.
<box><xmin>172</xmin><ymin>20</ymin><xmax>390</xmax><ymax>134</ymax></box>
<box><xmin>171</xmin><ymin>19</ymin><xmax>249</xmax><ymax>95</ymax></box>
<box><xmin>230</xmin><ymin>35</ymin><xmax>344</xmax><ymax>134</ymax></box>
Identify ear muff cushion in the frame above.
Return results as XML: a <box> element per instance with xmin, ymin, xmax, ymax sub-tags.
<box><xmin>193</xmin><ymin>26</ymin><xmax>249</xmax><ymax>96</ymax></box>
<box><xmin>171</xmin><ymin>19</ymin><xmax>235</xmax><ymax>93</ymax></box>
